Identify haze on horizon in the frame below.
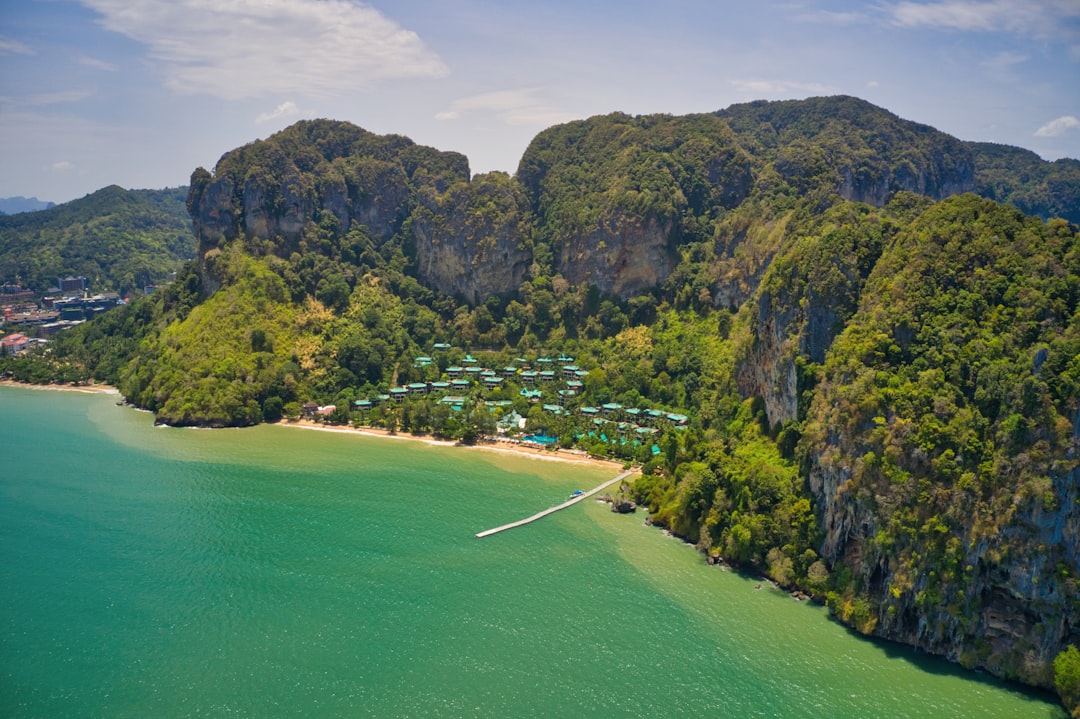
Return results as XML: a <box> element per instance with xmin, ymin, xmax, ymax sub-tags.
<box><xmin>1</xmin><ymin>0</ymin><xmax>1078</xmax><ymax>204</ymax></box>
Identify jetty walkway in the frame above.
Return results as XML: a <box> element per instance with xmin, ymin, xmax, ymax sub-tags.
<box><xmin>475</xmin><ymin>469</ymin><xmax>636</xmax><ymax>538</ymax></box>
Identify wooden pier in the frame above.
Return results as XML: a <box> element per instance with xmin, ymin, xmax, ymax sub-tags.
<box><xmin>475</xmin><ymin>469</ymin><xmax>635</xmax><ymax>538</ymax></box>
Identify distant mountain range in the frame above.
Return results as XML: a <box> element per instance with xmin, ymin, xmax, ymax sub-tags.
<box><xmin>0</xmin><ymin>196</ymin><xmax>56</xmax><ymax>215</ymax></box>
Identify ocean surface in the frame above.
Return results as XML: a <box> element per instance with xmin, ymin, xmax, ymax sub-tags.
<box><xmin>0</xmin><ymin>386</ymin><xmax>1065</xmax><ymax>718</ymax></box>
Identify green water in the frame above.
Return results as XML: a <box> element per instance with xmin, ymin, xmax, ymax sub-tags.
<box><xmin>0</xmin><ymin>386</ymin><xmax>1064</xmax><ymax>717</ymax></box>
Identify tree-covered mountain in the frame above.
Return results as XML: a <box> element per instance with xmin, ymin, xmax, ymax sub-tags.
<box><xmin>0</xmin><ymin>185</ymin><xmax>194</xmax><ymax>295</ymax></box>
<box><xmin>10</xmin><ymin>96</ymin><xmax>1079</xmax><ymax>713</ymax></box>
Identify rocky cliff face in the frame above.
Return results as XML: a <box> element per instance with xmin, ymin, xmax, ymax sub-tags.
<box><xmin>808</xmin><ymin>433</ymin><xmax>1080</xmax><ymax>688</ymax></box>
<box><xmin>185</xmin><ymin>120</ymin><xmax>468</xmax><ymax>291</ymax></box>
<box><xmin>794</xmin><ymin>197</ymin><xmax>1080</xmax><ymax>692</ymax></box>
<box><xmin>411</xmin><ymin>173</ymin><xmax>532</xmax><ymax>302</ymax></box>
<box><xmin>558</xmin><ymin>213</ymin><xmax>677</xmax><ymax>299</ymax></box>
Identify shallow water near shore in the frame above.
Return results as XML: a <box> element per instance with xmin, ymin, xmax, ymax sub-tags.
<box><xmin>0</xmin><ymin>386</ymin><xmax>1065</xmax><ymax>717</ymax></box>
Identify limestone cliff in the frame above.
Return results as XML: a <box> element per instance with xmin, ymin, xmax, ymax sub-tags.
<box><xmin>185</xmin><ymin>120</ymin><xmax>468</xmax><ymax>289</ymax></box>
<box><xmin>798</xmin><ymin>196</ymin><xmax>1080</xmax><ymax>690</ymax></box>
<box><xmin>410</xmin><ymin>172</ymin><xmax>532</xmax><ymax>302</ymax></box>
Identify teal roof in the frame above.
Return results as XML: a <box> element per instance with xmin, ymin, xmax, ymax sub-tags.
<box><xmin>431</xmin><ymin>381</ymin><xmax>450</xmax><ymax>389</ymax></box>
<box><xmin>390</xmin><ymin>388</ymin><xmax>408</xmax><ymax>395</ymax></box>
<box><xmin>354</xmin><ymin>400</ymin><xmax>372</xmax><ymax>407</ymax></box>
<box><xmin>520</xmin><ymin>388</ymin><xmax>542</xmax><ymax>398</ymax></box>
<box><xmin>602</xmin><ymin>403</ymin><xmax>623</xmax><ymax>411</ymax></box>
<box><xmin>433</xmin><ymin>343</ymin><xmax>451</xmax><ymax>350</ymax></box>
<box><xmin>574</xmin><ymin>370</ymin><xmax>590</xmax><ymax>377</ymax></box>
<box><xmin>439</xmin><ymin>395</ymin><xmax>466</xmax><ymax>405</ymax></box>
<box><xmin>580</xmin><ymin>406</ymin><xmax>599</xmax><ymax>414</ymax></box>
<box><xmin>536</xmin><ymin>357</ymin><xmax>553</xmax><ymax>363</ymax></box>
<box><xmin>542</xmin><ymin>404</ymin><xmax>562</xmax><ymax>413</ymax></box>
<box><xmin>463</xmin><ymin>354</ymin><xmax>478</xmax><ymax>363</ymax></box>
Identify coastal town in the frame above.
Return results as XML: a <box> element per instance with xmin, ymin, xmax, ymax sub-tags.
<box><xmin>1</xmin><ymin>276</ymin><xmax>125</xmax><ymax>355</ymax></box>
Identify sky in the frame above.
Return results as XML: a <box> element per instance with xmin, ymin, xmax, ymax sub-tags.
<box><xmin>1</xmin><ymin>0</ymin><xmax>1078</xmax><ymax>204</ymax></box>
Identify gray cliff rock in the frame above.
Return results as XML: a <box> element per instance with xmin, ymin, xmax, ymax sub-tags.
<box><xmin>411</xmin><ymin>173</ymin><xmax>532</xmax><ymax>301</ymax></box>
<box><xmin>558</xmin><ymin>213</ymin><xmax>677</xmax><ymax>300</ymax></box>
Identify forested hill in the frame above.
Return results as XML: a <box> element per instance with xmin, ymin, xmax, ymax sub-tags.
<box><xmin>13</xmin><ymin>95</ymin><xmax>1080</xmax><ymax>714</ymax></box>
<box><xmin>0</xmin><ymin>185</ymin><xmax>194</xmax><ymax>295</ymax></box>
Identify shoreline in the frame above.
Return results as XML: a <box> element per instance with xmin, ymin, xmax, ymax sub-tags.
<box><xmin>274</xmin><ymin>418</ymin><xmax>629</xmax><ymax>473</ymax></box>
<box><xmin>0</xmin><ymin>379</ymin><xmax>119</xmax><ymax>395</ymax></box>
<box><xmin>0</xmin><ymin>380</ymin><xmax>629</xmax><ymax>475</ymax></box>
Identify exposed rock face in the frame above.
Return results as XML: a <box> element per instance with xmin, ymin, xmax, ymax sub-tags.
<box><xmin>558</xmin><ymin>213</ymin><xmax>677</xmax><ymax>299</ymax></box>
<box><xmin>185</xmin><ymin>120</ymin><xmax>469</xmax><ymax>292</ymax></box>
<box><xmin>808</xmin><ymin>446</ymin><xmax>1080</xmax><ymax>688</ymax></box>
<box><xmin>411</xmin><ymin>173</ymin><xmax>532</xmax><ymax>302</ymax></box>
<box><xmin>836</xmin><ymin>147</ymin><xmax>975</xmax><ymax>206</ymax></box>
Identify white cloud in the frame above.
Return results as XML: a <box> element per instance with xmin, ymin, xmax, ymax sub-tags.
<box><xmin>436</xmin><ymin>89</ymin><xmax>575</xmax><ymax>127</ymax></box>
<box><xmin>867</xmin><ymin>80</ymin><xmax>881</xmax><ymax>88</ymax></box>
<box><xmin>51</xmin><ymin>161</ymin><xmax>76</xmax><ymax>171</ymax></box>
<box><xmin>79</xmin><ymin>0</ymin><xmax>449</xmax><ymax>100</ymax></box>
<box><xmin>884</xmin><ymin>0</ymin><xmax>1080</xmax><ymax>39</ymax></box>
<box><xmin>256</xmin><ymin>100</ymin><xmax>308</xmax><ymax>124</ymax></box>
<box><xmin>0</xmin><ymin>89</ymin><xmax>96</xmax><ymax>108</ymax></box>
<box><xmin>728</xmin><ymin>79</ymin><xmax>836</xmax><ymax>95</ymax></box>
<box><xmin>0</xmin><ymin>37</ymin><xmax>35</xmax><ymax>55</ymax></box>
<box><xmin>792</xmin><ymin>9</ymin><xmax>864</xmax><ymax>25</ymax></box>
<box><xmin>981</xmin><ymin>50</ymin><xmax>1027</xmax><ymax>69</ymax></box>
<box><xmin>78</xmin><ymin>55</ymin><xmax>118</xmax><ymax>72</ymax></box>
<box><xmin>1034</xmin><ymin>115</ymin><xmax>1080</xmax><ymax>137</ymax></box>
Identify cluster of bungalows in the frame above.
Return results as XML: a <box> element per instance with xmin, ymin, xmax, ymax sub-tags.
<box><xmin>366</xmin><ymin>352</ymin><xmax>592</xmax><ymax>407</ymax></box>
<box><xmin>314</xmin><ymin>348</ymin><xmax>693</xmax><ymax>451</ymax></box>
<box><xmin>541</xmin><ymin>402</ymin><xmax>688</xmax><ymax>430</ymax></box>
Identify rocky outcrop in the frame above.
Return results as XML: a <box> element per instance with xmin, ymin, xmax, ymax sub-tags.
<box><xmin>411</xmin><ymin>173</ymin><xmax>532</xmax><ymax>301</ymax></box>
<box><xmin>558</xmin><ymin>213</ymin><xmax>677</xmax><ymax>300</ymax></box>
<box><xmin>185</xmin><ymin>120</ymin><xmax>469</xmax><ymax>290</ymax></box>
<box><xmin>809</xmin><ymin>445</ymin><xmax>1080</xmax><ymax>689</ymax></box>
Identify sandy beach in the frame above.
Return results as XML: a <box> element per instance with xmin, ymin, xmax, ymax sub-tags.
<box><xmin>275</xmin><ymin>417</ymin><xmax>628</xmax><ymax>473</ymax></box>
<box><xmin>0</xmin><ymin>379</ymin><xmax>119</xmax><ymax>395</ymax></box>
<box><xmin>0</xmin><ymin>379</ymin><xmax>628</xmax><ymax>474</ymax></box>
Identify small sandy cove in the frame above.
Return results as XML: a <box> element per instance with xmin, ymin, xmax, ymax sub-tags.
<box><xmin>0</xmin><ymin>379</ymin><xmax>119</xmax><ymax>395</ymax></box>
<box><xmin>0</xmin><ymin>380</ymin><xmax>627</xmax><ymax>474</ymax></box>
<box><xmin>275</xmin><ymin>418</ymin><xmax>627</xmax><ymax>472</ymax></box>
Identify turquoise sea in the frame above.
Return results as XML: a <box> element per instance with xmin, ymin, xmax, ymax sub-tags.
<box><xmin>0</xmin><ymin>386</ymin><xmax>1065</xmax><ymax>717</ymax></box>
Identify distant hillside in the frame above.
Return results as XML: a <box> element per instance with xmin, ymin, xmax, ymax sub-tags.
<box><xmin>0</xmin><ymin>185</ymin><xmax>194</xmax><ymax>295</ymax></box>
<box><xmin>0</xmin><ymin>196</ymin><xmax>56</xmax><ymax>215</ymax></box>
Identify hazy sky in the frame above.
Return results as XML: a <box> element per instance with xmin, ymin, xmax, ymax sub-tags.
<box><xmin>1</xmin><ymin>0</ymin><xmax>1078</xmax><ymax>203</ymax></box>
